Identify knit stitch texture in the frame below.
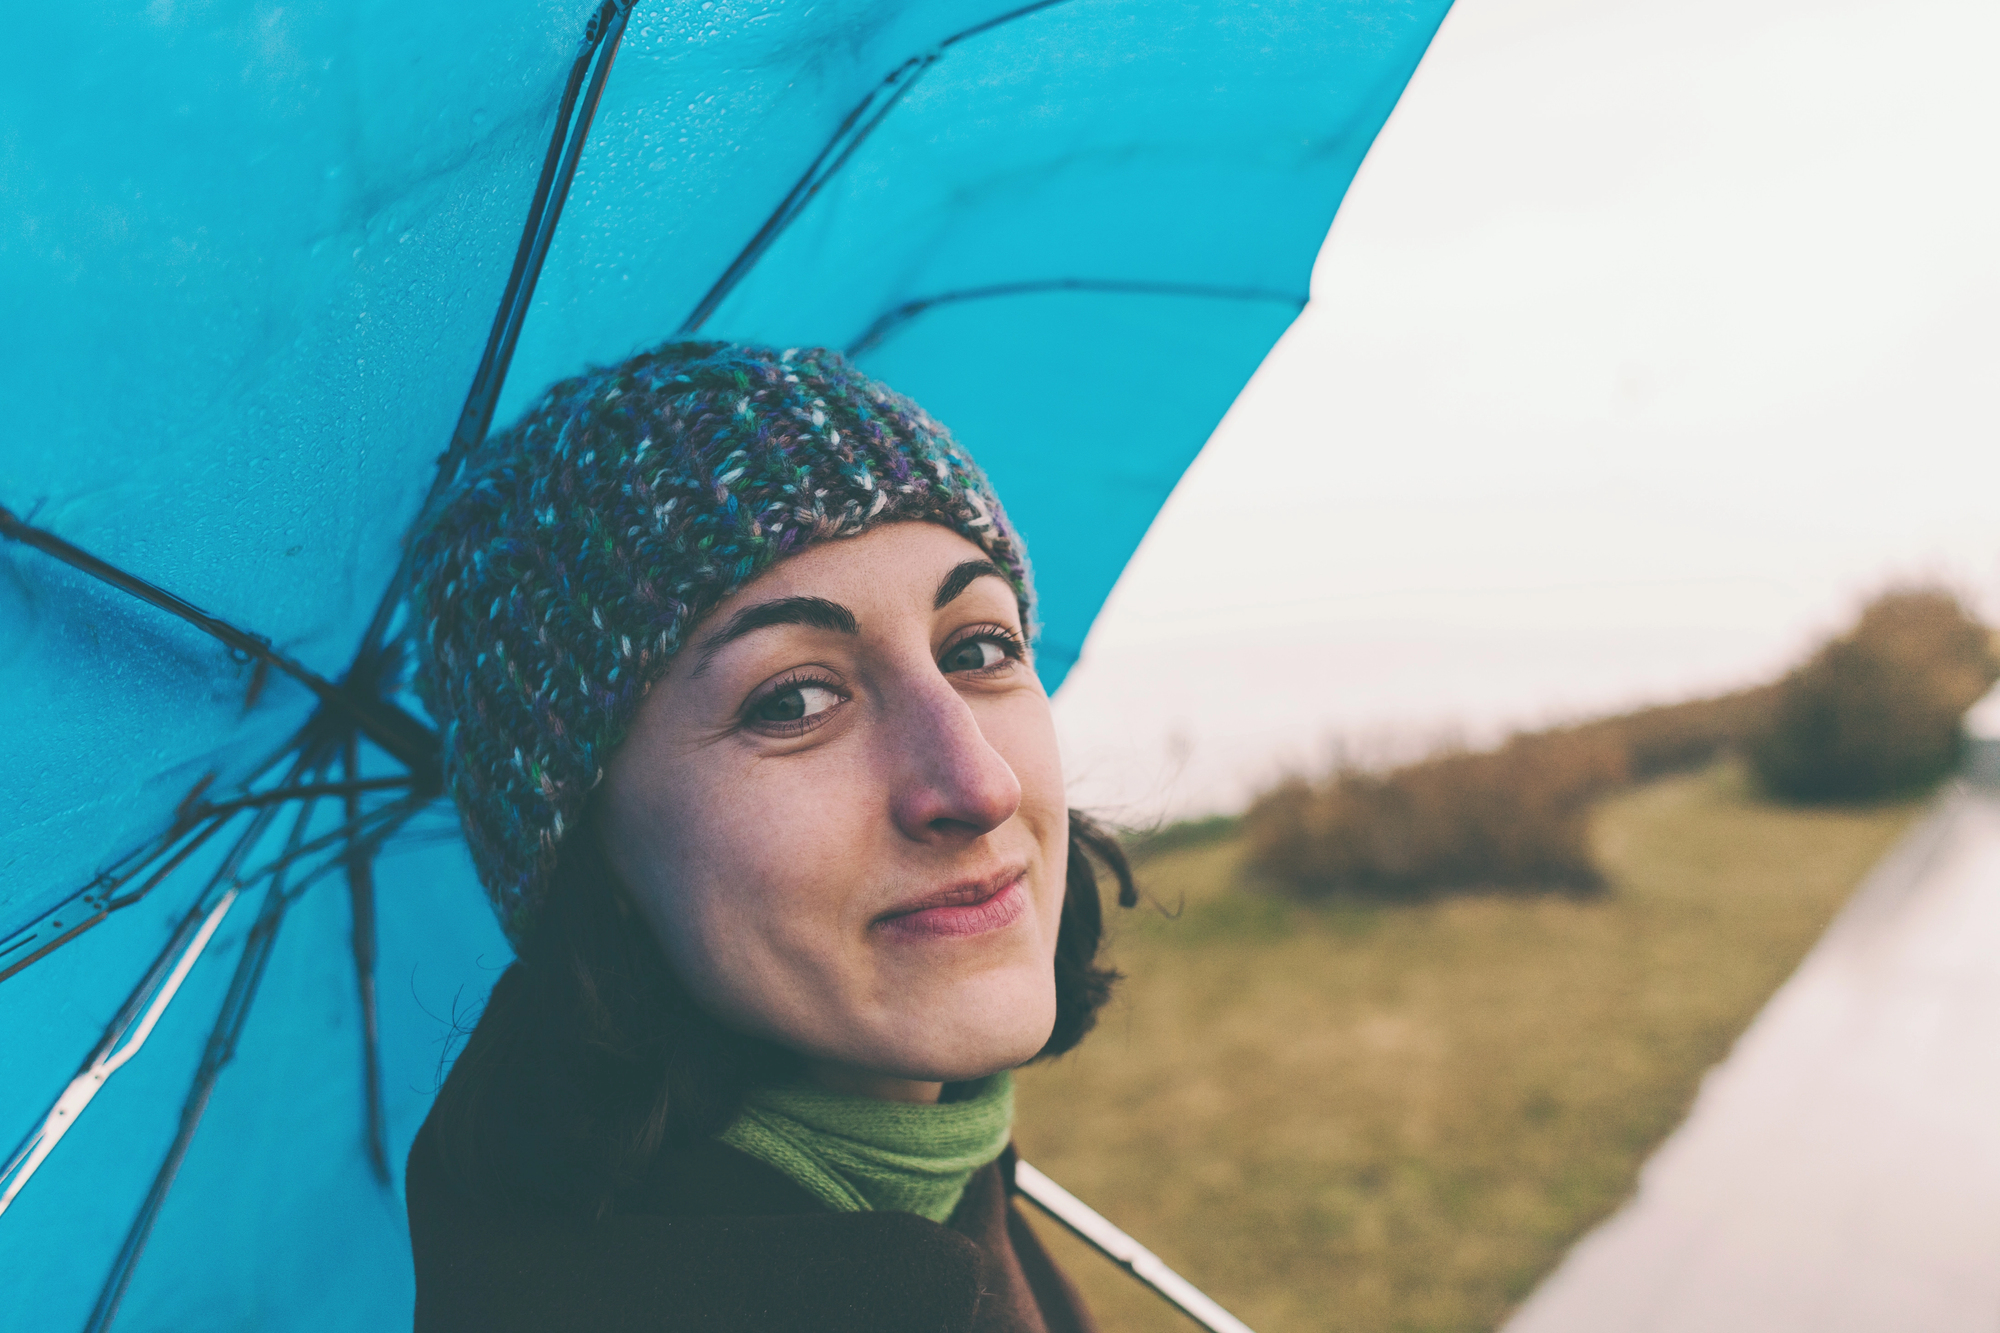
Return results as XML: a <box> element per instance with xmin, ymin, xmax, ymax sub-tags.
<box><xmin>408</xmin><ymin>340</ymin><xmax>1033</xmax><ymax>943</ymax></box>
<box><xmin>718</xmin><ymin>1072</ymin><xmax>1015</xmax><ymax>1222</ymax></box>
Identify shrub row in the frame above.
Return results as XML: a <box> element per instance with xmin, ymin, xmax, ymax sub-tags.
<box><xmin>1243</xmin><ymin>729</ymin><xmax>1625</xmax><ymax>900</ymax></box>
<box><xmin>1241</xmin><ymin>588</ymin><xmax>1997</xmax><ymax>901</ymax></box>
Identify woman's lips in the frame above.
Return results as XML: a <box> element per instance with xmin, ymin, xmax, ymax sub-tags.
<box><xmin>874</xmin><ymin>874</ymin><xmax>1028</xmax><ymax>940</ymax></box>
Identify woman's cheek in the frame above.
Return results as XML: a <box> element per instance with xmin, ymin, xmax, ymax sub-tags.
<box><xmin>701</xmin><ymin>771</ymin><xmax>867</xmax><ymax>968</ymax></box>
<box><xmin>978</xmin><ymin>697</ymin><xmax>1068</xmax><ymax>940</ymax></box>
<box><xmin>986</xmin><ymin>694</ymin><xmax>1067</xmax><ymax>832</ymax></box>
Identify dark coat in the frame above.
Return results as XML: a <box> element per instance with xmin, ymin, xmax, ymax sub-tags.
<box><xmin>407</xmin><ymin>1123</ymin><xmax>1099</xmax><ymax>1333</ymax></box>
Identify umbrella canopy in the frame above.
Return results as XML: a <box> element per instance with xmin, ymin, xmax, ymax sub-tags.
<box><xmin>0</xmin><ymin>0</ymin><xmax>1450</xmax><ymax>1327</ymax></box>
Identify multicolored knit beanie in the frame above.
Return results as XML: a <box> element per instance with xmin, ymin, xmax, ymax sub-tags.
<box><xmin>408</xmin><ymin>340</ymin><xmax>1033</xmax><ymax>945</ymax></box>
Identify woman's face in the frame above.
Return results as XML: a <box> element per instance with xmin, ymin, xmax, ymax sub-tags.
<box><xmin>597</xmin><ymin>521</ymin><xmax>1068</xmax><ymax>1096</ymax></box>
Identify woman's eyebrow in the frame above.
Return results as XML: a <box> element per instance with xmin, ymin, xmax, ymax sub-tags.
<box><xmin>934</xmin><ymin>559</ymin><xmax>1009</xmax><ymax>610</ymax></box>
<box><xmin>688</xmin><ymin>595</ymin><xmax>858</xmax><ymax>676</ymax></box>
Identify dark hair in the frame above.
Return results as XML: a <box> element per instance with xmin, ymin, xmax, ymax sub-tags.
<box><xmin>430</xmin><ymin>811</ymin><xmax>1136</xmax><ymax>1217</ymax></box>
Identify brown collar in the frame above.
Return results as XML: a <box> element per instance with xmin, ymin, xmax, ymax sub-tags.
<box><xmin>409</xmin><ymin>1123</ymin><xmax>990</xmax><ymax>1332</ymax></box>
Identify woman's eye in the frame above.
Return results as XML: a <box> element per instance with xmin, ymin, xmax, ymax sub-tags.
<box><xmin>940</xmin><ymin>637</ymin><xmax>1008</xmax><ymax>674</ymax></box>
<box><xmin>751</xmin><ymin>682</ymin><xmax>841</xmax><ymax>725</ymax></box>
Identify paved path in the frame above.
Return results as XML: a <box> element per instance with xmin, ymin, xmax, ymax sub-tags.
<box><xmin>1503</xmin><ymin>779</ymin><xmax>2000</xmax><ymax>1333</ymax></box>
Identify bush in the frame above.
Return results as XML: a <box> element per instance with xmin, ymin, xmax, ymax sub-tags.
<box><xmin>1242</xmin><ymin>729</ymin><xmax>1627</xmax><ymax>900</ymax></box>
<box><xmin>1571</xmin><ymin>686</ymin><xmax>1778</xmax><ymax>782</ymax></box>
<box><xmin>1747</xmin><ymin>588</ymin><xmax>1999</xmax><ymax>803</ymax></box>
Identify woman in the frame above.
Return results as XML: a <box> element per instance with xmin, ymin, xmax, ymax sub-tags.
<box><xmin>403</xmin><ymin>340</ymin><xmax>1135</xmax><ymax>1332</ymax></box>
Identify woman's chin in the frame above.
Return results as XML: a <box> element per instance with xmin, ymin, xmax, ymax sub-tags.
<box><xmin>849</xmin><ymin>974</ymin><xmax>1058</xmax><ymax>1084</ymax></box>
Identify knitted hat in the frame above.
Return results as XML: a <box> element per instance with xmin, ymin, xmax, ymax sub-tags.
<box><xmin>408</xmin><ymin>340</ymin><xmax>1033</xmax><ymax>944</ymax></box>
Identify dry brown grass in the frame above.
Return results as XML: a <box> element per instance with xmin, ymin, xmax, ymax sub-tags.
<box><xmin>1015</xmin><ymin>765</ymin><xmax>1922</xmax><ymax>1333</ymax></box>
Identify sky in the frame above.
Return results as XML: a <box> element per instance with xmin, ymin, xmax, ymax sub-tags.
<box><xmin>1053</xmin><ymin>0</ymin><xmax>2000</xmax><ymax>823</ymax></box>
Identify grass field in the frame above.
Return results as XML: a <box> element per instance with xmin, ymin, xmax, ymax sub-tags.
<box><xmin>1013</xmin><ymin>764</ymin><xmax>1924</xmax><ymax>1333</ymax></box>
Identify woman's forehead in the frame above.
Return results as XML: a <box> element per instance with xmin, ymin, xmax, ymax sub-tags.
<box><xmin>727</xmin><ymin>523</ymin><xmax>1006</xmax><ymax>609</ymax></box>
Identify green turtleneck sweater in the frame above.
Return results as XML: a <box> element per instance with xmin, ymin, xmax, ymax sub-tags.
<box><xmin>717</xmin><ymin>1070</ymin><xmax>1014</xmax><ymax>1223</ymax></box>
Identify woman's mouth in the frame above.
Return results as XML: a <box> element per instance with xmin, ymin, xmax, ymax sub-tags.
<box><xmin>874</xmin><ymin>872</ymin><xmax>1028</xmax><ymax>940</ymax></box>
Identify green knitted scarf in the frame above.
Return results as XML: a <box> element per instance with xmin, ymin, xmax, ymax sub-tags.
<box><xmin>718</xmin><ymin>1071</ymin><xmax>1014</xmax><ymax>1224</ymax></box>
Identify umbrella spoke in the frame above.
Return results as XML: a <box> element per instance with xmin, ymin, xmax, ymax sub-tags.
<box><xmin>353</xmin><ymin>0</ymin><xmax>634</xmax><ymax>673</ymax></box>
<box><xmin>235</xmin><ymin>793</ymin><xmax>430</xmax><ymax>895</ymax></box>
<box><xmin>0</xmin><ymin>750</ymin><xmax>392</xmax><ymax>1220</ymax></box>
<box><xmin>845</xmin><ymin>278</ymin><xmax>1308</xmax><ymax>358</ymax></box>
<box><xmin>677</xmin><ymin>0</ymin><xmax>1072</xmax><ymax>337</ymax></box>
<box><xmin>0</xmin><ymin>764</ymin><xmax>426</xmax><ymax>1226</ymax></box>
<box><xmin>442</xmin><ymin>0</ymin><xmax>634</xmax><ymax>478</ymax></box>
<box><xmin>343</xmin><ymin>737</ymin><xmax>391</xmax><ymax>1184</ymax></box>
<box><xmin>0</xmin><ymin>506</ymin><xmax>441</xmax><ymax>784</ymax></box>
<box><xmin>0</xmin><ymin>777</ymin><xmax>416</xmax><ymax>985</ymax></box>
<box><xmin>0</xmin><ymin>813</ymin><xmax>233</xmax><ymax>985</ymax></box>
<box><xmin>0</xmin><ymin>791</ymin><xmax>285</xmax><ymax>1218</ymax></box>
<box><xmin>677</xmin><ymin>50</ymin><xmax>937</xmax><ymax>337</ymax></box>
<box><xmin>82</xmin><ymin>799</ymin><xmax>319</xmax><ymax>1333</ymax></box>
<box><xmin>200</xmin><ymin>775</ymin><xmax>416</xmax><ymax>814</ymax></box>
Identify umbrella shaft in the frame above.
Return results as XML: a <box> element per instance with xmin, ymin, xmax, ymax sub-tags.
<box><xmin>1013</xmin><ymin>1160</ymin><xmax>1257</xmax><ymax>1333</ymax></box>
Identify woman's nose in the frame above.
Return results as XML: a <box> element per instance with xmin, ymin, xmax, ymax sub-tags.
<box><xmin>886</xmin><ymin>676</ymin><xmax>1022</xmax><ymax>842</ymax></box>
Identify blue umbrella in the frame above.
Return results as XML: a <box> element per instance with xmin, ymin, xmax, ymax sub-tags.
<box><xmin>0</xmin><ymin>0</ymin><xmax>1451</xmax><ymax>1327</ymax></box>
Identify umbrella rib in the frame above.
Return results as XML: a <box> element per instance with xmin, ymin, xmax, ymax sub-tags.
<box><xmin>0</xmin><ymin>736</ymin><xmax>368</xmax><ymax>976</ymax></box>
<box><xmin>0</xmin><ymin>812</ymin><xmax>239</xmax><ymax>985</ymax></box>
<box><xmin>0</xmin><ymin>889</ymin><xmax>244</xmax><ymax>1221</ymax></box>
<box><xmin>343</xmin><ymin>735</ymin><xmax>391</xmax><ymax>1184</ymax></box>
<box><xmin>352</xmin><ymin>0</ymin><xmax>633</xmax><ymax>675</ymax></box>
<box><xmin>440</xmin><ymin>4</ymin><xmax>612</xmax><ymax>468</ymax></box>
<box><xmin>942</xmin><ymin>0</ymin><xmax>1074</xmax><ymax>48</ymax></box>
<box><xmin>0</xmin><ymin>788</ymin><xmax>288</xmax><ymax>1219</ymax></box>
<box><xmin>0</xmin><ymin>777</ymin><xmax>415</xmax><ymax>985</ymax></box>
<box><xmin>845</xmin><ymin>278</ymin><xmax>1308</xmax><ymax>357</ymax></box>
<box><xmin>279</xmin><ymin>805</ymin><xmax>429</xmax><ymax>905</ymax></box>
<box><xmin>676</xmin><ymin>0</ymin><xmax>1074</xmax><ymax>337</ymax></box>
<box><xmin>71</xmin><ymin>789</ymin><xmax>429</xmax><ymax>1325</ymax></box>
<box><xmin>200</xmin><ymin>775</ymin><xmax>415</xmax><ymax>814</ymax></box>
<box><xmin>235</xmin><ymin>792</ymin><xmax>429</xmax><ymax>893</ymax></box>
<box><xmin>447</xmin><ymin>0</ymin><xmax>633</xmax><ymax>470</ymax></box>
<box><xmin>82</xmin><ymin>797</ymin><xmax>321</xmax><ymax>1333</ymax></box>
<box><xmin>0</xmin><ymin>505</ymin><xmax>440</xmax><ymax>784</ymax></box>
<box><xmin>675</xmin><ymin>52</ymin><xmax>937</xmax><ymax>335</ymax></box>
<box><xmin>0</xmin><ymin>750</ymin><xmax>407</xmax><ymax>1220</ymax></box>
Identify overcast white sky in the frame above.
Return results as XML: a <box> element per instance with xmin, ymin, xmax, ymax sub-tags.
<box><xmin>1054</xmin><ymin>0</ymin><xmax>2000</xmax><ymax>822</ymax></box>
